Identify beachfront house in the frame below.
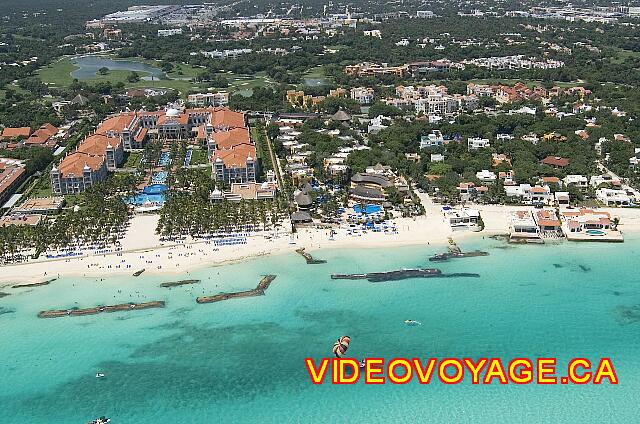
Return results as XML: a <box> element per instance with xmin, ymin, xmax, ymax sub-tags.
<box><xmin>444</xmin><ymin>207</ymin><xmax>481</xmax><ymax>231</ymax></box>
<box><xmin>534</xmin><ymin>209</ymin><xmax>562</xmax><ymax>236</ymax></box>
<box><xmin>560</xmin><ymin>209</ymin><xmax>622</xmax><ymax>241</ymax></box>
<box><xmin>504</xmin><ymin>184</ymin><xmax>553</xmax><ymax>205</ymax></box>
<box><xmin>509</xmin><ymin>210</ymin><xmax>539</xmax><ymax>241</ymax></box>
<box><xmin>596</xmin><ymin>188</ymin><xmax>631</xmax><ymax>206</ymax></box>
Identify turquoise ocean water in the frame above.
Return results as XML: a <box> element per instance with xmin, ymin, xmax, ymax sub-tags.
<box><xmin>1</xmin><ymin>236</ymin><xmax>639</xmax><ymax>423</ymax></box>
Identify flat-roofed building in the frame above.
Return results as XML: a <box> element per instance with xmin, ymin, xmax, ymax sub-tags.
<box><xmin>0</xmin><ymin>158</ymin><xmax>27</xmax><ymax>207</ymax></box>
<box><xmin>14</xmin><ymin>197</ymin><xmax>65</xmax><ymax>214</ymax></box>
<box><xmin>0</xmin><ymin>214</ymin><xmax>42</xmax><ymax>227</ymax></box>
<box><xmin>509</xmin><ymin>210</ymin><xmax>540</xmax><ymax>240</ymax></box>
<box><xmin>187</xmin><ymin>92</ymin><xmax>229</xmax><ymax>107</ymax></box>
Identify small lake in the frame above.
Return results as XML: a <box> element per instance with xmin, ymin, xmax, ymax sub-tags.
<box><xmin>303</xmin><ymin>77</ymin><xmax>329</xmax><ymax>87</ymax></box>
<box><xmin>70</xmin><ymin>56</ymin><xmax>165</xmax><ymax>80</ymax></box>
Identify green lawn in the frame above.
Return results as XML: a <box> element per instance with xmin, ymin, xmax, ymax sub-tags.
<box><xmin>31</xmin><ymin>185</ymin><xmax>53</xmax><ymax>198</ymax></box>
<box><xmin>300</xmin><ymin>65</ymin><xmax>333</xmax><ymax>88</ymax></box>
<box><xmin>226</xmin><ymin>71</ymin><xmax>276</xmax><ymax>96</ymax></box>
<box><xmin>123</xmin><ymin>152</ymin><xmax>142</xmax><ymax>168</ymax></box>
<box><xmin>37</xmin><ymin>56</ymin><xmax>207</xmax><ymax>96</ymax></box>
<box><xmin>166</xmin><ymin>63</ymin><xmax>204</xmax><ymax>79</ymax></box>
<box><xmin>189</xmin><ymin>148</ymin><xmax>208</xmax><ymax>165</ymax></box>
<box><xmin>609</xmin><ymin>48</ymin><xmax>640</xmax><ymax>64</ymax></box>
<box><xmin>36</xmin><ymin>56</ymin><xmax>277</xmax><ymax>97</ymax></box>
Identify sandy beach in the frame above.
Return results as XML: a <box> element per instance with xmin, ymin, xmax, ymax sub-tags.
<box><xmin>2</xmin><ymin>199</ymin><xmax>640</xmax><ymax>285</ymax></box>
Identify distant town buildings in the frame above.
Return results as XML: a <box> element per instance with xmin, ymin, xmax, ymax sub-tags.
<box><xmin>416</xmin><ymin>11</ymin><xmax>435</xmax><ymax>18</ymax></box>
<box><xmin>350</xmin><ymin>87</ymin><xmax>374</xmax><ymax>104</ymax></box>
<box><xmin>158</xmin><ymin>28</ymin><xmax>183</xmax><ymax>37</ymax></box>
<box><xmin>187</xmin><ymin>92</ymin><xmax>229</xmax><ymax>107</ymax></box>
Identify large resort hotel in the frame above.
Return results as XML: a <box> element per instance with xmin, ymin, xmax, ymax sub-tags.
<box><xmin>50</xmin><ymin>107</ymin><xmax>254</xmax><ymax>194</ymax></box>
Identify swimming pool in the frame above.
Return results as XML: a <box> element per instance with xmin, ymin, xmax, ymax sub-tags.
<box><xmin>352</xmin><ymin>204</ymin><xmax>383</xmax><ymax>215</ymax></box>
<box><xmin>152</xmin><ymin>171</ymin><xmax>168</xmax><ymax>183</ymax></box>
<box><xmin>184</xmin><ymin>149</ymin><xmax>193</xmax><ymax>167</ymax></box>
<box><xmin>586</xmin><ymin>229</ymin><xmax>606</xmax><ymax>236</ymax></box>
<box><xmin>143</xmin><ymin>184</ymin><xmax>168</xmax><ymax>195</ymax></box>
<box><xmin>127</xmin><ymin>193</ymin><xmax>165</xmax><ymax>206</ymax></box>
<box><xmin>127</xmin><ymin>185</ymin><xmax>168</xmax><ymax>206</ymax></box>
<box><xmin>158</xmin><ymin>152</ymin><xmax>170</xmax><ymax>166</ymax></box>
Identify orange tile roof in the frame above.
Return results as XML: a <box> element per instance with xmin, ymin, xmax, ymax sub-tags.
<box><xmin>0</xmin><ymin>161</ymin><xmax>26</xmax><ymax>197</ymax></box>
<box><xmin>542</xmin><ymin>156</ymin><xmax>570</xmax><ymax>167</ymax></box>
<box><xmin>1</xmin><ymin>127</ymin><xmax>31</xmax><ymax>140</ymax></box>
<box><xmin>530</xmin><ymin>186</ymin><xmax>548</xmax><ymax>193</ymax></box>
<box><xmin>536</xmin><ymin>210</ymin><xmax>560</xmax><ymax>226</ymax></box>
<box><xmin>134</xmin><ymin>128</ymin><xmax>148</xmax><ymax>142</ymax></box>
<box><xmin>157</xmin><ymin>113</ymin><xmax>189</xmax><ymax>126</ymax></box>
<box><xmin>213</xmin><ymin>144</ymin><xmax>256</xmax><ymax>167</ymax></box>
<box><xmin>25</xmin><ymin>123</ymin><xmax>58</xmax><ymax>146</ymax></box>
<box><xmin>77</xmin><ymin>134</ymin><xmax>120</xmax><ymax>156</ymax></box>
<box><xmin>538</xmin><ymin>218</ymin><xmax>561</xmax><ymax>227</ymax></box>
<box><xmin>213</xmin><ymin>128</ymin><xmax>250</xmax><ymax>149</ymax></box>
<box><xmin>211</xmin><ymin>108</ymin><xmax>245</xmax><ymax>129</ymax></box>
<box><xmin>58</xmin><ymin>152</ymin><xmax>104</xmax><ymax>176</ymax></box>
<box><xmin>97</xmin><ymin>113</ymin><xmax>136</xmax><ymax>135</ymax></box>
<box><xmin>196</xmin><ymin>125</ymin><xmax>206</xmax><ymax>141</ymax></box>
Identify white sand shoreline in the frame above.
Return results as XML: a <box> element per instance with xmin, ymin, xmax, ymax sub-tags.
<box><xmin>2</xmin><ymin>203</ymin><xmax>639</xmax><ymax>285</ymax></box>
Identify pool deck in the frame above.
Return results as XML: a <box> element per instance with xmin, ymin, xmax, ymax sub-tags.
<box><xmin>566</xmin><ymin>231</ymin><xmax>624</xmax><ymax>242</ymax></box>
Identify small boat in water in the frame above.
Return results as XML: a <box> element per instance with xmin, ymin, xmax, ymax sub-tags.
<box><xmin>95</xmin><ymin>373</ymin><xmax>105</xmax><ymax>378</ymax></box>
<box><xmin>404</xmin><ymin>319</ymin><xmax>421</xmax><ymax>326</ymax></box>
<box><xmin>87</xmin><ymin>417</ymin><xmax>110</xmax><ymax>424</ymax></box>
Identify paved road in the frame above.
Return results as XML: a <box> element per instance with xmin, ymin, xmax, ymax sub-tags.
<box><xmin>597</xmin><ymin>159</ymin><xmax>640</xmax><ymax>199</ymax></box>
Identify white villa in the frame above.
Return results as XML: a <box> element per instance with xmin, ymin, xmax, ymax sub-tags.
<box><xmin>596</xmin><ymin>188</ymin><xmax>632</xmax><ymax>206</ymax></box>
<box><xmin>476</xmin><ymin>170</ymin><xmax>497</xmax><ymax>183</ymax></box>
<box><xmin>420</xmin><ymin>131</ymin><xmax>445</xmax><ymax>149</ymax></box>
<box><xmin>468</xmin><ymin>137</ymin><xmax>490</xmax><ymax>150</ymax></box>
<box><xmin>444</xmin><ymin>207</ymin><xmax>481</xmax><ymax>231</ymax></box>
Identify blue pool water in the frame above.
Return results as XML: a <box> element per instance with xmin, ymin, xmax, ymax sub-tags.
<box><xmin>143</xmin><ymin>184</ymin><xmax>167</xmax><ymax>195</ymax></box>
<box><xmin>1</xmin><ymin>238</ymin><xmax>639</xmax><ymax>422</ymax></box>
<box><xmin>353</xmin><ymin>204</ymin><xmax>382</xmax><ymax>215</ymax></box>
<box><xmin>127</xmin><ymin>193</ymin><xmax>165</xmax><ymax>205</ymax></box>
<box><xmin>127</xmin><ymin>185</ymin><xmax>167</xmax><ymax>205</ymax></box>
<box><xmin>158</xmin><ymin>152</ymin><xmax>170</xmax><ymax>167</ymax></box>
<box><xmin>152</xmin><ymin>171</ymin><xmax>168</xmax><ymax>183</ymax></box>
<box><xmin>586</xmin><ymin>230</ymin><xmax>606</xmax><ymax>235</ymax></box>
